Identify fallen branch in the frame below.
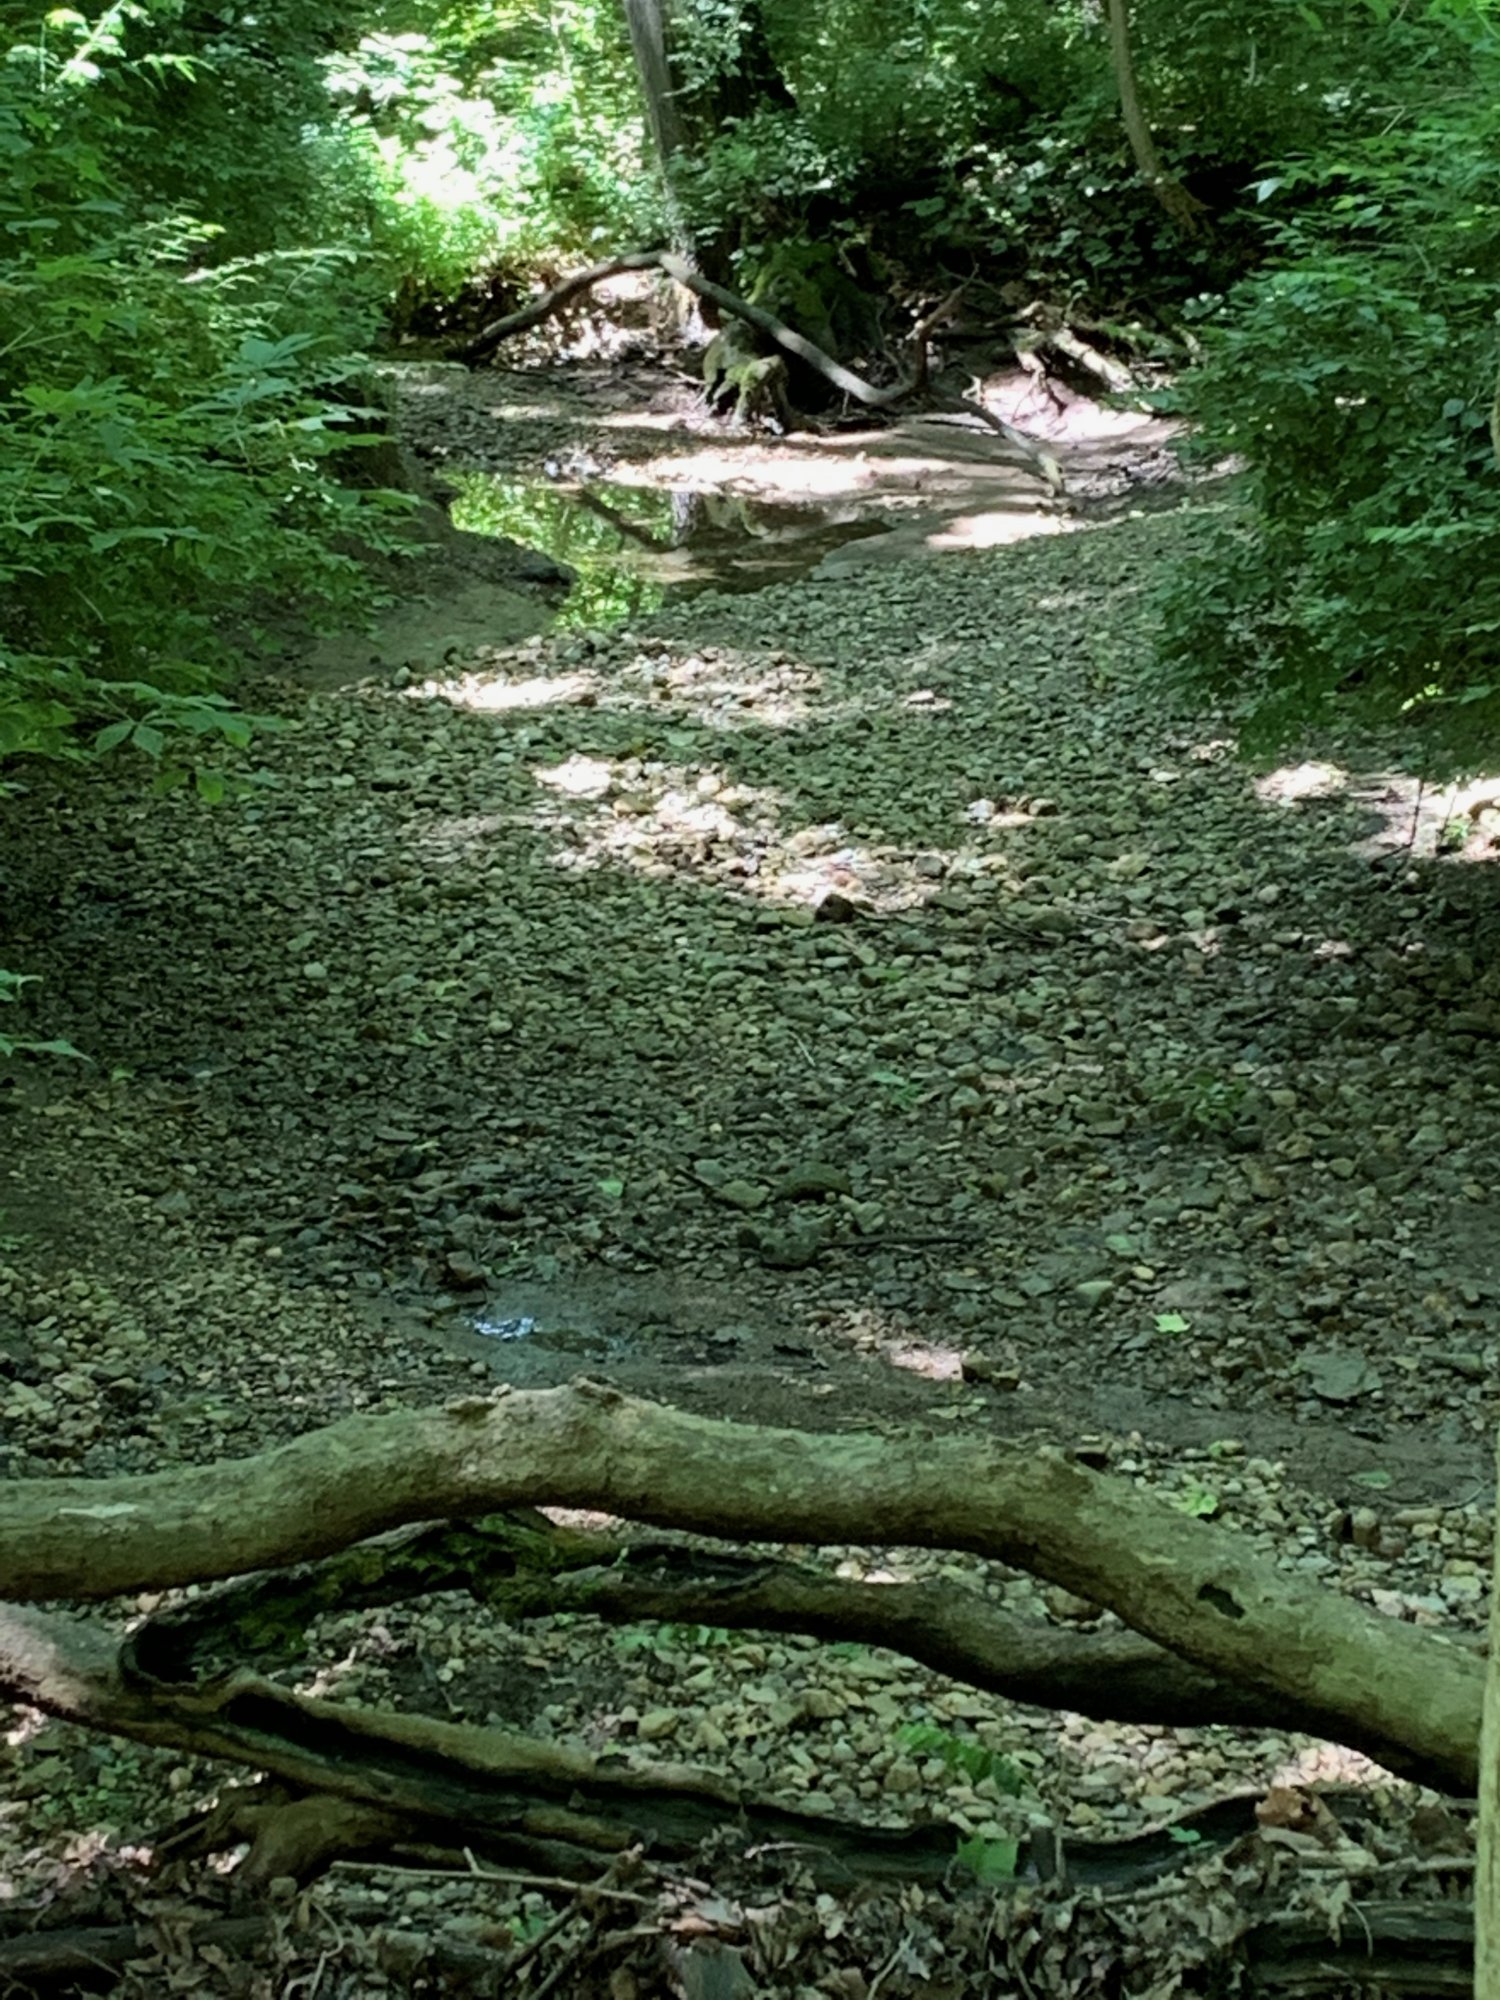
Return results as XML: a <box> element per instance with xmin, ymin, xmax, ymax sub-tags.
<box><xmin>1048</xmin><ymin>325</ymin><xmax>1136</xmax><ymax>395</ymax></box>
<box><xmin>0</xmin><ymin>1916</ymin><xmax>270</xmax><ymax>1986</ymax></box>
<box><xmin>124</xmin><ymin>1518</ymin><xmax>1472</xmax><ymax>1785</ymax></box>
<box><xmin>459</xmin><ymin>248</ymin><xmax>1062</xmax><ymax>492</ymax></box>
<box><xmin>460</xmin><ymin>251</ymin><xmax>665</xmax><ymax>362</ymax></box>
<box><xmin>0</xmin><ymin>1382</ymin><xmax>1483</xmax><ymax>1788</ymax></box>
<box><xmin>1242</xmin><ymin>1901</ymin><xmax>1473</xmax><ymax>1996</ymax></box>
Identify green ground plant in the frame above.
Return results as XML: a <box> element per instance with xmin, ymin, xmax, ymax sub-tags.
<box><xmin>1158</xmin><ymin>2</ymin><xmax>1500</xmax><ymax>773</ymax></box>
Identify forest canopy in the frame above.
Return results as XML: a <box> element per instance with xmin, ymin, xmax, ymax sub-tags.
<box><xmin>4</xmin><ymin>0</ymin><xmax>1500</xmax><ymax>780</ymax></box>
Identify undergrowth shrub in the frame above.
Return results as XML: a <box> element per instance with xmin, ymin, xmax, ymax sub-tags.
<box><xmin>0</xmin><ymin>13</ymin><xmax>413</xmax><ymax>777</ymax></box>
<box><xmin>1159</xmin><ymin>58</ymin><xmax>1500</xmax><ymax>773</ymax></box>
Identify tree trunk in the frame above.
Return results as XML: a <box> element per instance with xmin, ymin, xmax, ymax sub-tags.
<box><xmin>1103</xmin><ymin>0</ymin><xmax>1209</xmax><ymax>237</ymax></box>
<box><xmin>1478</xmin><ymin>1411</ymin><xmax>1500</xmax><ymax>1995</ymax></box>
<box><xmin>623</xmin><ymin>0</ymin><xmax>687</xmax><ymax>182</ymax></box>
<box><xmin>622</xmin><ymin>0</ymin><xmax>795</xmax><ymax>280</ymax></box>
<box><xmin>0</xmin><ymin>1381</ymin><xmax>1484</xmax><ymax>1790</ymax></box>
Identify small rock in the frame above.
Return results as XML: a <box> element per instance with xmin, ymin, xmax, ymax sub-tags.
<box><xmin>962</xmin><ymin>1352</ymin><xmax>1021</xmax><ymax>1389</ymax></box>
<box><xmin>1348</xmin><ymin>1506</ymin><xmax>1382</xmax><ymax>1550</ymax></box>
<box><xmin>803</xmin><ymin>1688</ymin><xmax>847</xmax><ymax>1720</ymax></box>
<box><xmin>1043</xmin><ymin>1586</ymin><xmax>1100</xmax><ymax>1624</ymax></box>
<box><xmin>1300</xmin><ymin>1350</ymin><xmax>1382</xmax><ymax>1403</ymax></box>
<box><xmin>776</xmin><ymin>1163</ymin><xmax>851</xmax><ymax>1201</ymax></box>
<box><xmin>741</xmin><ymin>1225</ymin><xmax>826</xmax><ymax>1270</ymax></box>
<box><xmin>711</xmin><ymin>1179</ymin><xmax>770</xmax><ymax>1212</ymax></box>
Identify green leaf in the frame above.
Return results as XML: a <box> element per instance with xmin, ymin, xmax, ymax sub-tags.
<box><xmin>955</xmin><ymin>1834</ymin><xmax>1020</xmax><ymax>1883</ymax></box>
<box><xmin>1168</xmin><ymin>1825</ymin><xmax>1204</xmax><ymax>1846</ymax></box>
<box><xmin>94</xmin><ymin>718</ymin><xmax>133</xmax><ymax>752</ymax></box>
<box><xmin>1154</xmin><ymin>1312</ymin><xmax>1191</xmax><ymax>1334</ymax></box>
<box><xmin>598</xmin><ymin>1177</ymin><xmax>625</xmax><ymax>1199</ymax></box>
<box><xmin>1349</xmin><ymin>1468</ymin><xmax>1392</xmax><ymax>1491</ymax></box>
<box><xmin>132</xmin><ymin>721</ymin><xmax>165</xmax><ymax>758</ymax></box>
<box><xmin>0</xmin><ymin>1035</ymin><xmax>86</xmax><ymax>1061</ymax></box>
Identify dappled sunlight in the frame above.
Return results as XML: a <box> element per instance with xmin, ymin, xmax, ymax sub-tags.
<box><xmin>920</xmin><ymin>506</ymin><xmax>1067</xmax><ymax>552</ymax></box>
<box><xmin>1255</xmin><ymin>760</ymin><xmax>1350</xmax><ymax>804</ymax></box>
<box><xmin>431</xmin><ymin>634</ymin><xmax>823</xmax><ymax>732</ymax></box>
<box><xmin>535</xmin><ymin>752</ymin><xmax>617</xmax><ymax>799</ymax></box>
<box><xmin>524</xmin><ymin>750</ymin><xmax>1034</xmax><ymax>922</ymax></box>
<box><xmin>591</xmin><ymin>435</ymin><xmax>1050</xmax><ymax>507</ymax></box>
<box><xmin>882</xmin><ymin>1339</ymin><xmax>966</xmax><ymax>1382</ymax></box>
<box><xmin>453</xmin><ymin>669</ymin><xmax>599</xmax><ymax>712</ymax></box>
<box><xmin>1255</xmin><ymin>758</ymin><xmax>1500</xmax><ymax>865</ymax></box>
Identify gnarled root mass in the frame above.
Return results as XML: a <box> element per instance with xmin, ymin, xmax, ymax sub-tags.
<box><xmin>456</xmin><ymin>249</ymin><xmax>1064</xmax><ymax>493</ymax></box>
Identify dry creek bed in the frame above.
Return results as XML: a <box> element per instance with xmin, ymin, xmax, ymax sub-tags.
<box><xmin>2</xmin><ymin>360</ymin><xmax>1500</xmax><ymax>1991</ymax></box>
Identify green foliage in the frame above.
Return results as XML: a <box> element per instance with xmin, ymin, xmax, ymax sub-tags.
<box><xmin>325</xmin><ymin>3</ymin><xmax>650</xmax><ymax>314</ymax></box>
<box><xmin>1140</xmin><ymin>1068</ymin><xmax>1249</xmax><ymax>1137</ymax></box>
<box><xmin>897</xmin><ymin>1722</ymin><xmax>1025</xmax><ymax>1796</ymax></box>
<box><xmin>0</xmin><ymin>971</ymin><xmax>83</xmax><ymax>1062</ymax></box>
<box><xmin>1159</xmin><ymin>4</ymin><xmax>1500</xmax><ymax>772</ymax></box>
<box><xmin>1</xmin><ymin>6</ymin><xmax>419</xmax><ymax>783</ymax></box>
<box><xmin>612</xmin><ymin>1621</ymin><xmax>734</xmax><ymax>1655</ymax></box>
<box><xmin>954</xmin><ymin>1830</ymin><xmax>1020</xmax><ymax>1882</ymax></box>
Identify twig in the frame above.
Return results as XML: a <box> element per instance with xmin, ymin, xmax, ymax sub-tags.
<box><xmin>505</xmin><ymin>1902</ymin><xmax>577</xmax><ymax>1980</ymax></box>
<box><xmin>868</xmin><ymin>1936</ymin><xmax>909</xmax><ymax>1998</ymax></box>
<box><xmin>331</xmin><ymin>1855</ymin><xmax>653</xmax><ymax>1903</ymax></box>
<box><xmin>528</xmin><ymin>1908</ymin><xmax>609</xmax><ymax>2000</ymax></box>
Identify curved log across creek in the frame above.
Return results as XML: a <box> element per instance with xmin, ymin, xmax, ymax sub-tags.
<box><xmin>0</xmin><ymin>1382</ymin><xmax>1483</xmax><ymax>1807</ymax></box>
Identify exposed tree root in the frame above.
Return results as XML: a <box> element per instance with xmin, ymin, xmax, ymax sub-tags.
<box><xmin>2</xmin><ymin>1601</ymin><xmax>970</xmax><ymax>1889</ymax></box>
<box><xmin>457</xmin><ymin>249</ymin><xmax>1063</xmax><ymax>493</ymax></box>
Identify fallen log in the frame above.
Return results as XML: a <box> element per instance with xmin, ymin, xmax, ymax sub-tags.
<box><xmin>0</xmin><ymin>1382</ymin><xmax>1484</xmax><ymax>1789</ymax></box>
<box><xmin>124</xmin><ymin>1515</ymin><xmax>1473</xmax><ymax>1782</ymax></box>
<box><xmin>459</xmin><ymin>251</ymin><xmax>666</xmax><ymax>360</ymax></box>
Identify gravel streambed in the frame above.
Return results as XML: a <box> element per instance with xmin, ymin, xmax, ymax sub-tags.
<box><xmin>2</xmin><ymin>494</ymin><xmax>1498</xmax><ymax>1986</ymax></box>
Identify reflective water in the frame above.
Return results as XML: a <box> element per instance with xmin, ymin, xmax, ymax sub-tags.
<box><xmin>449</xmin><ymin>473</ymin><xmax>886</xmax><ymax>629</ymax></box>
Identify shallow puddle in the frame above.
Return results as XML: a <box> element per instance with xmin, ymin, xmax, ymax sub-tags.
<box><xmin>449</xmin><ymin>472</ymin><xmax>887</xmax><ymax>626</ymax></box>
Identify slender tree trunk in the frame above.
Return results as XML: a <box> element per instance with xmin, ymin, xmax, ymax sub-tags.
<box><xmin>623</xmin><ymin>0</ymin><xmax>686</xmax><ymax>177</ymax></box>
<box><xmin>1103</xmin><ymin>0</ymin><xmax>1209</xmax><ymax>237</ymax></box>
<box><xmin>1480</xmin><ymin>1499</ymin><xmax>1500</xmax><ymax>1994</ymax></box>
<box><xmin>621</xmin><ymin>0</ymin><xmax>795</xmax><ymax>282</ymax></box>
